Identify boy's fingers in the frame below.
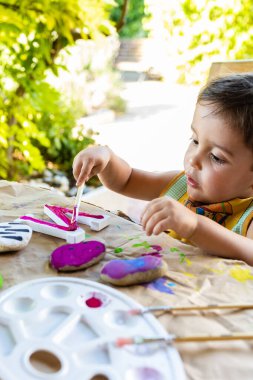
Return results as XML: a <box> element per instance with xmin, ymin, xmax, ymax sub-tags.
<box><xmin>141</xmin><ymin>200</ymin><xmax>162</xmax><ymax>227</ymax></box>
<box><xmin>142</xmin><ymin>207</ymin><xmax>168</xmax><ymax>236</ymax></box>
<box><xmin>75</xmin><ymin>160</ymin><xmax>95</xmax><ymax>186</ymax></box>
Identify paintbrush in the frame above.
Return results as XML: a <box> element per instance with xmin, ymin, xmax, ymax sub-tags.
<box><xmin>115</xmin><ymin>332</ymin><xmax>253</xmax><ymax>347</ymax></box>
<box><xmin>71</xmin><ymin>184</ymin><xmax>84</xmax><ymax>225</ymax></box>
<box><xmin>127</xmin><ymin>303</ymin><xmax>253</xmax><ymax>316</ymax></box>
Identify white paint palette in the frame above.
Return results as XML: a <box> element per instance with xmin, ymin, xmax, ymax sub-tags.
<box><xmin>0</xmin><ymin>277</ymin><xmax>186</xmax><ymax>380</ymax></box>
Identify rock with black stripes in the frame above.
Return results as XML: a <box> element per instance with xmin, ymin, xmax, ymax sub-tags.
<box><xmin>0</xmin><ymin>222</ymin><xmax>32</xmax><ymax>252</ymax></box>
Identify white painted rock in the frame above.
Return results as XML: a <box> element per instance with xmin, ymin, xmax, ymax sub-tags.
<box><xmin>0</xmin><ymin>222</ymin><xmax>32</xmax><ymax>252</ymax></box>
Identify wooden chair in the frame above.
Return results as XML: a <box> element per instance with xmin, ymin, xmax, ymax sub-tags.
<box><xmin>208</xmin><ymin>59</ymin><xmax>253</xmax><ymax>82</ymax></box>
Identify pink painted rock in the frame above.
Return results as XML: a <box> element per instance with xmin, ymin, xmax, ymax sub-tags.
<box><xmin>100</xmin><ymin>256</ymin><xmax>167</xmax><ymax>286</ymax></box>
<box><xmin>50</xmin><ymin>240</ymin><xmax>106</xmax><ymax>272</ymax></box>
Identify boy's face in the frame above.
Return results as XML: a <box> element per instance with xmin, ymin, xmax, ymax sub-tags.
<box><xmin>184</xmin><ymin>102</ymin><xmax>253</xmax><ymax>203</ymax></box>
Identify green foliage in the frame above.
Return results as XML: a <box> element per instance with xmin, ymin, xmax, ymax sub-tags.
<box><xmin>0</xmin><ymin>0</ymin><xmax>115</xmax><ymax>180</ymax></box>
<box><xmin>111</xmin><ymin>0</ymin><xmax>149</xmax><ymax>37</ymax></box>
<box><xmin>162</xmin><ymin>0</ymin><xmax>253</xmax><ymax>84</ymax></box>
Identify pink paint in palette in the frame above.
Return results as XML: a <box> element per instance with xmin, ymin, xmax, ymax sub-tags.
<box><xmin>44</xmin><ymin>204</ymin><xmax>111</xmax><ymax>231</ymax></box>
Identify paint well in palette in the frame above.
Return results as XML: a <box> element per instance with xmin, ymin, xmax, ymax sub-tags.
<box><xmin>104</xmin><ymin>309</ymin><xmax>138</xmax><ymax>328</ymax></box>
<box><xmin>78</xmin><ymin>292</ymin><xmax>110</xmax><ymax>309</ymax></box>
<box><xmin>86</xmin><ymin>297</ymin><xmax>103</xmax><ymax>308</ymax></box>
<box><xmin>125</xmin><ymin>343</ymin><xmax>161</xmax><ymax>356</ymax></box>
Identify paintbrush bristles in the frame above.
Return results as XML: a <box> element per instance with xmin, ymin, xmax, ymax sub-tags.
<box><xmin>75</xmin><ymin>185</ymin><xmax>84</xmax><ymax>207</ymax></box>
<box><xmin>71</xmin><ymin>184</ymin><xmax>84</xmax><ymax>223</ymax></box>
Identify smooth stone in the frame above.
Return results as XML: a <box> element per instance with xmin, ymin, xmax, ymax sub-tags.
<box><xmin>0</xmin><ymin>222</ymin><xmax>32</xmax><ymax>252</ymax></box>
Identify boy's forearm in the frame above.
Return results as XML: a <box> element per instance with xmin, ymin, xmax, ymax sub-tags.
<box><xmin>98</xmin><ymin>148</ymin><xmax>175</xmax><ymax>200</ymax></box>
<box><xmin>98</xmin><ymin>147</ymin><xmax>132</xmax><ymax>193</ymax></box>
<box><xmin>190</xmin><ymin>215</ymin><xmax>253</xmax><ymax>265</ymax></box>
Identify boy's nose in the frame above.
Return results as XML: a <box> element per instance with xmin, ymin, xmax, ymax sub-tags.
<box><xmin>189</xmin><ymin>154</ymin><xmax>202</xmax><ymax>169</ymax></box>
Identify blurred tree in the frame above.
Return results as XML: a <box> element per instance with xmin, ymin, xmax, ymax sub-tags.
<box><xmin>149</xmin><ymin>0</ymin><xmax>253</xmax><ymax>84</ymax></box>
<box><xmin>111</xmin><ymin>0</ymin><xmax>149</xmax><ymax>37</ymax></box>
<box><xmin>0</xmin><ymin>0</ymin><xmax>115</xmax><ymax>181</ymax></box>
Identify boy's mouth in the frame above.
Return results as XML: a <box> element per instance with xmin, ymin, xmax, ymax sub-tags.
<box><xmin>186</xmin><ymin>174</ymin><xmax>199</xmax><ymax>188</ymax></box>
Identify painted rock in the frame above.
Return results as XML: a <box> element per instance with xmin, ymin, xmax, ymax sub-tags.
<box><xmin>50</xmin><ymin>240</ymin><xmax>106</xmax><ymax>272</ymax></box>
<box><xmin>0</xmin><ymin>222</ymin><xmax>32</xmax><ymax>252</ymax></box>
<box><xmin>100</xmin><ymin>256</ymin><xmax>167</xmax><ymax>286</ymax></box>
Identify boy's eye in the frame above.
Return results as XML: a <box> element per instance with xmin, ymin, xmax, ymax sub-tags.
<box><xmin>210</xmin><ymin>153</ymin><xmax>225</xmax><ymax>165</ymax></box>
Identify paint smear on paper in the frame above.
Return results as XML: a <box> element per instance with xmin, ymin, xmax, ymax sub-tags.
<box><xmin>114</xmin><ymin>247</ymin><xmax>123</xmax><ymax>254</ymax></box>
<box><xmin>120</xmin><ymin>234</ymin><xmax>142</xmax><ymax>241</ymax></box>
<box><xmin>179</xmin><ymin>252</ymin><xmax>186</xmax><ymax>263</ymax></box>
<box><xmin>183</xmin><ymin>272</ymin><xmax>196</xmax><ymax>278</ymax></box>
<box><xmin>185</xmin><ymin>257</ymin><xmax>192</xmax><ymax>266</ymax></box>
<box><xmin>140</xmin><ymin>245</ymin><xmax>163</xmax><ymax>258</ymax></box>
<box><xmin>170</xmin><ymin>247</ymin><xmax>180</xmax><ymax>252</ymax></box>
<box><xmin>145</xmin><ymin>277</ymin><xmax>175</xmax><ymax>295</ymax></box>
<box><xmin>132</xmin><ymin>241</ymin><xmax>151</xmax><ymax>249</ymax></box>
<box><xmin>207</xmin><ymin>266</ymin><xmax>225</xmax><ymax>275</ymax></box>
<box><xmin>229</xmin><ymin>266</ymin><xmax>253</xmax><ymax>282</ymax></box>
<box><xmin>150</xmin><ymin>245</ymin><xmax>162</xmax><ymax>252</ymax></box>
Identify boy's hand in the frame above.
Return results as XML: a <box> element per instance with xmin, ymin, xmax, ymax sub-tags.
<box><xmin>73</xmin><ymin>146</ymin><xmax>110</xmax><ymax>186</ymax></box>
<box><xmin>141</xmin><ymin>196</ymin><xmax>198</xmax><ymax>239</ymax></box>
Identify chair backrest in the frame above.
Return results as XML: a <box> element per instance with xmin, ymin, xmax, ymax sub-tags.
<box><xmin>208</xmin><ymin>60</ymin><xmax>253</xmax><ymax>82</ymax></box>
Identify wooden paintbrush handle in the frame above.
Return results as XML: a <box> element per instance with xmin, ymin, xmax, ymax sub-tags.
<box><xmin>174</xmin><ymin>333</ymin><xmax>253</xmax><ymax>343</ymax></box>
<box><xmin>141</xmin><ymin>303</ymin><xmax>253</xmax><ymax>314</ymax></box>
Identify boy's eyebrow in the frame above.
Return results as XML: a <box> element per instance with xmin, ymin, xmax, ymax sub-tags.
<box><xmin>191</xmin><ymin>125</ymin><xmax>234</xmax><ymax>157</ymax></box>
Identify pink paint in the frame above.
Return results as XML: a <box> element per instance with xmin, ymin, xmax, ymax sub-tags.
<box><xmin>139</xmin><ymin>245</ymin><xmax>163</xmax><ymax>258</ymax></box>
<box><xmin>71</xmin><ymin>205</ymin><xmax>78</xmax><ymax>225</ymax></box>
<box><xmin>101</xmin><ymin>256</ymin><xmax>163</xmax><ymax>279</ymax></box>
<box><xmin>20</xmin><ymin>215</ymin><xmax>78</xmax><ymax>231</ymax></box>
<box><xmin>85</xmin><ymin>296</ymin><xmax>103</xmax><ymax>308</ymax></box>
<box><xmin>45</xmin><ymin>204</ymin><xmax>104</xmax><ymax>220</ymax></box>
<box><xmin>50</xmin><ymin>240</ymin><xmax>106</xmax><ymax>270</ymax></box>
<box><xmin>150</xmin><ymin>245</ymin><xmax>162</xmax><ymax>251</ymax></box>
<box><xmin>25</xmin><ymin>205</ymin><xmax>105</xmax><ymax>234</ymax></box>
<box><xmin>140</xmin><ymin>252</ymin><xmax>162</xmax><ymax>258</ymax></box>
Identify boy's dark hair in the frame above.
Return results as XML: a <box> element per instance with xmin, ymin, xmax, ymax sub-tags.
<box><xmin>198</xmin><ymin>73</ymin><xmax>253</xmax><ymax>151</ymax></box>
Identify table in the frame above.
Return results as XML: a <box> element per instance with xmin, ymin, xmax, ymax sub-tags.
<box><xmin>1</xmin><ymin>180</ymin><xmax>253</xmax><ymax>380</ymax></box>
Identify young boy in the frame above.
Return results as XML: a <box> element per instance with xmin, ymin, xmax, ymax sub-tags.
<box><xmin>73</xmin><ymin>73</ymin><xmax>253</xmax><ymax>266</ymax></box>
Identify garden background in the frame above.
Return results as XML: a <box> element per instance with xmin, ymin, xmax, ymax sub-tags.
<box><xmin>0</xmin><ymin>0</ymin><xmax>252</xmax><ymax>197</ymax></box>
